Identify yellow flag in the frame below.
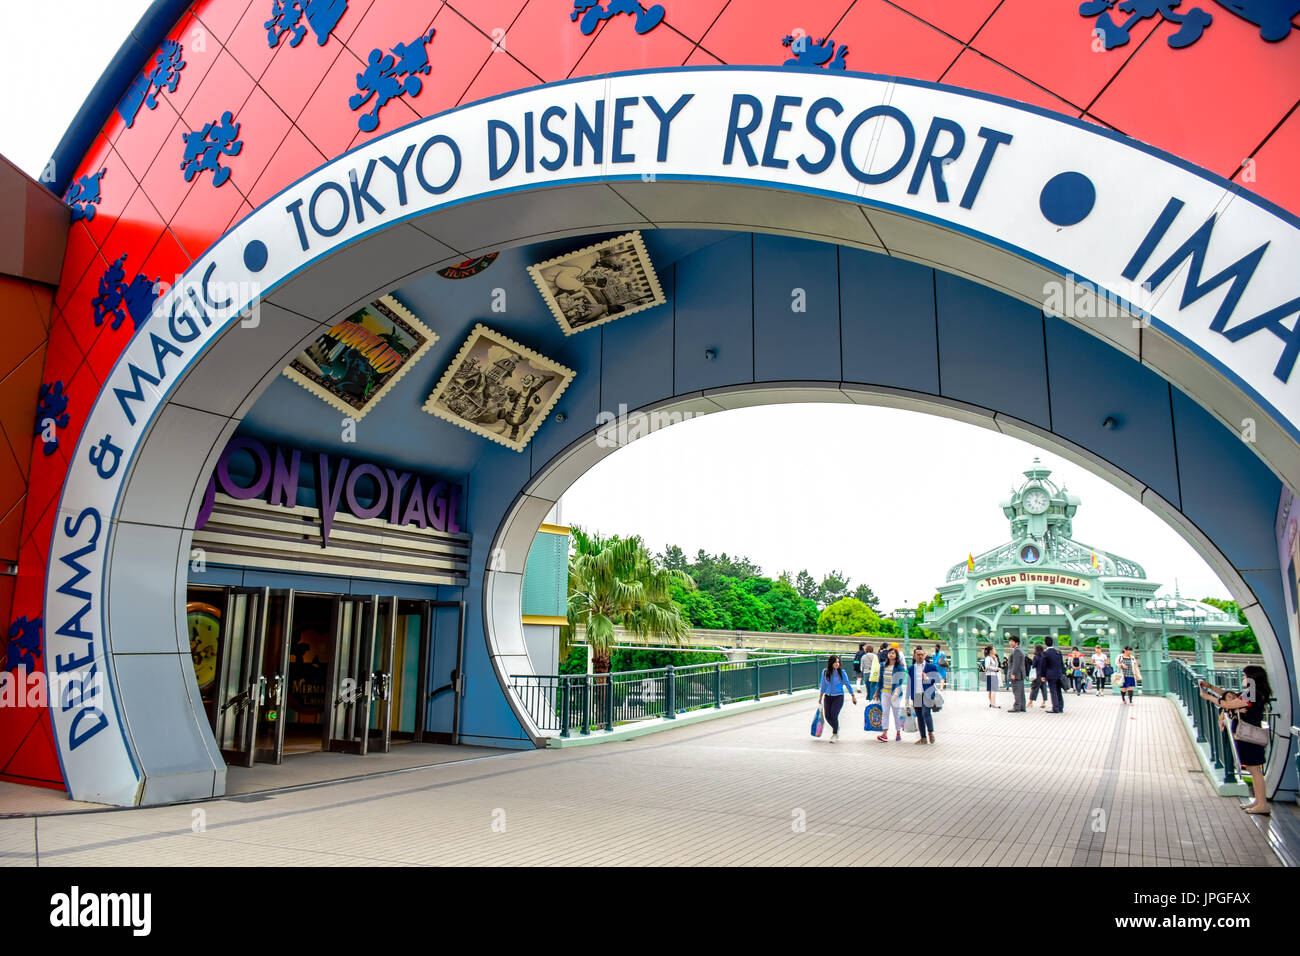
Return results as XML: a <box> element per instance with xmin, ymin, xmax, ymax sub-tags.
<box><xmin>1091</xmin><ymin>551</ymin><xmax>1099</xmax><ymax>569</ymax></box>
<box><xmin>967</xmin><ymin>553</ymin><xmax>975</xmax><ymax>571</ymax></box>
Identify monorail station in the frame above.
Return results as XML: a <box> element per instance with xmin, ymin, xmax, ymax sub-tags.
<box><xmin>0</xmin><ymin>0</ymin><xmax>1298</xmax><ymax>878</ymax></box>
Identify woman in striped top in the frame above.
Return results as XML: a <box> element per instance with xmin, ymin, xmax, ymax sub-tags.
<box><xmin>875</xmin><ymin>646</ymin><xmax>907</xmax><ymax>742</ymax></box>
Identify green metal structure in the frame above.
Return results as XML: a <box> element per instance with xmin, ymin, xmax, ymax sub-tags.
<box><xmin>921</xmin><ymin>461</ymin><xmax>1243</xmax><ymax>694</ymax></box>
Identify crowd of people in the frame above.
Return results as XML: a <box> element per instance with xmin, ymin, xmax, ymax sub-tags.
<box><xmin>814</xmin><ymin>641</ymin><xmax>1275</xmax><ymax>815</ymax></box>
<box><xmin>814</xmin><ymin>636</ymin><xmax>1146</xmax><ymax>744</ymax></box>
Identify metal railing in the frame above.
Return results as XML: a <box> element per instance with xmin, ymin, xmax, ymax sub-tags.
<box><xmin>570</xmin><ymin>626</ymin><xmax>1267</xmax><ymax>669</ymax></box>
<box><xmin>1167</xmin><ymin>657</ymin><xmax>1239</xmax><ymax>785</ymax></box>
<box><xmin>509</xmin><ymin>654</ymin><xmax>827</xmax><ymax>736</ymax></box>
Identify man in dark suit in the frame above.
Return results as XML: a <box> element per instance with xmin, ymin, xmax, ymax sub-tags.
<box><xmin>1042</xmin><ymin>636</ymin><xmax>1065</xmax><ymax>713</ymax></box>
<box><xmin>1007</xmin><ymin>635</ymin><xmax>1027</xmax><ymax>711</ymax></box>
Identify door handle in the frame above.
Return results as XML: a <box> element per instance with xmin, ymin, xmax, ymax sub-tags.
<box><xmin>269</xmin><ymin>674</ymin><xmax>284</xmax><ymax>706</ymax></box>
<box><xmin>220</xmin><ymin>690</ymin><xmax>251</xmax><ymax>715</ymax></box>
<box><xmin>255</xmin><ymin>675</ymin><xmax>268</xmax><ymax>706</ymax></box>
<box><xmin>373</xmin><ymin>671</ymin><xmax>391</xmax><ymax>701</ymax></box>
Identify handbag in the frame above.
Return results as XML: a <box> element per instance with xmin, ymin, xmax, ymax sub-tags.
<box><xmin>864</xmin><ymin>701</ymin><xmax>883</xmax><ymax>731</ymax></box>
<box><xmin>903</xmin><ymin>708</ymin><xmax>918</xmax><ymax>733</ymax></box>
<box><xmin>1233</xmin><ymin>718</ymin><xmax>1268</xmax><ymax>747</ymax></box>
<box><xmin>811</xmin><ymin>706</ymin><xmax>825</xmax><ymax>738</ymax></box>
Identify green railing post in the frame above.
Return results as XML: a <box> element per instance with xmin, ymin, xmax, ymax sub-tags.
<box><xmin>753</xmin><ymin>659</ymin><xmax>761</xmax><ymax>701</ymax></box>
<box><xmin>787</xmin><ymin>657</ymin><xmax>793</xmax><ymax>695</ymax></box>
<box><xmin>713</xmin><ymin>664</ymin><xmax>721</xmax><ymax>709</ymax></box>
<box><xmin>581</xmin><ymin>676</ymin><xmax>591</xmax><ymax>735</ymax></box>
<box><xmin>560</xmin><ymin>677</ymin><xmax>570</xmax><ymax>738</ymax></box>
<box><xmin>1220</xmin><ymin>723</ymin><xmax>1238</xmax><ymax>785</ymax></box>
<box><xmin>605</xmin><ymin>675</ymin><xmax>614</xmax><ymax>732</ymax></box>
<box><xmin>665</xmin><ymin>665</ymin><xmax>675</xmax><ymax>719</ymax></box>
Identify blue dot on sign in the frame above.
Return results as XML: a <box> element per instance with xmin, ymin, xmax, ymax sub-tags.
<box><xmin>1039</xmin><ymin>171</ymin><xmax>1096</xmax><ymax>227</ymax></box>
<box><xmin>243</xmin><ymin>239</ymin><xmax>268</xmax><ymax>272</ymax></box>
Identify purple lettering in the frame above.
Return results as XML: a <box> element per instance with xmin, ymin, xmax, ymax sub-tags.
<box><xmin>447</xmin><ymin>483</ymin><xmax>462</xmax><ymax>534</ymax></box>
<box><xmin>316</xmin><ymin>453</ymin><xmax>351</xmax><ymax>547</ymax></box>
<box><xmin>345</xmin><ymin>463</ymin><xmax>388</xmax><ymax>520</ymax></box>
<box><xmin>270</xmin><ymin>447</ymin><xmax>302</xmax><ymax>508</ymax></box>
<box><xmin>427</xmin><ymin>481</ymin><xmax>448</xmax><ymax>532</ymax></box>
<box><xmin>195</xmin><ymin>477</ymin><xmax>217</xmax><ymax>530</ymax></box>
<box><xmin>386</xmin><ymin>468</ymin><xmax>411</xmax><ymax>525</ymax></box>
<box><xmin>402</xmin><ymin>478</ymin><xmax>428</xmax><ymax>529</ymax></box>
<box><xmin>217</xmin><ymin>437</ymin><xmax>271</xmax><ymax>500</ymax></box>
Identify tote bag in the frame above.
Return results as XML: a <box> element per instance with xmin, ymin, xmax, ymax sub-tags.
<box><xmin>903</xmin><ymin>708</ymin><xmax>918</xmax><ymax>733</ymax></box>
<box><xmin>811</xmin><ymin>706</ymin><xmax>825</xmax><ymax>737</ymax></box>
<box><xmin>864</xmin><ymin>701</ymin><xmax>883</xmax><ymax>731</ymax></box>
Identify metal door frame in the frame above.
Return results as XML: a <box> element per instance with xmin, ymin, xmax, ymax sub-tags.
<box><xmin>421</xmin><ymin>600</ymin><xmax>465</xmax><ymax>745</ymax></box>
<box><xmin>215</xmin><ymin>586</ymin><xmax>269</xmax><ymax>768</ymax></box>
<box><xmin>367</xmin><ymin>595</ymin><xmax>398</xmax><ymax>753</ymax></box>
<box><xmin>254</xmin><ymin>588</ymin><xmax>295</xmax><ymax>764</ymax></box>
<box><xmin>325</xmin><ymin>594</ymin><xmax>377</xmax><ymax>755</ymax></box>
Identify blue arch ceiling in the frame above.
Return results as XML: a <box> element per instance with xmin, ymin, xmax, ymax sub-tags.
<box><xmin>221</xmin><ymin>228</ymin><xmax>1294</xmax><ymax>796</ymax></box>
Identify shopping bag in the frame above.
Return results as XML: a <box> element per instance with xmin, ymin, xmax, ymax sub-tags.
<box><xmin>903</xmin><ymin>708</ymin><xmax>918</xmax><ymax>733</ymax></box>
<box><xmin>864</xmin><ymin>701</ymin><xmax>883</xmax><ymax>731</ymax></box>
<box><xmin>929</xmin><ymin>689</ymin><xmax>945</xmax><ymax>712</ymax></box>
<box><xmin>811</xmin><ymin>706</ymin><xmax>825</xmax><ymax>737</ymax></box>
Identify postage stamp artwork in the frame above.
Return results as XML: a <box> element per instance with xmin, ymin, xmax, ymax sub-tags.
<box><xmin>283</xmin><ymin>295</ymin><xmax>436</xmax><ymax>419</ymax></box>
<box><xmin>423</xmin><ymin>324</ymin><xmax>575</xmax><ymax>452</ymax></box>
<box><xmin>527</xmin><ymin>231</ymin><xmax>665</xmax><ymax>335</ymax></box>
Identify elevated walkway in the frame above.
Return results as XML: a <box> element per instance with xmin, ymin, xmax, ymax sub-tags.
<box><xmin>1</xmin><ymin>689</ymin><xmax>1288</xmax><ymax>866</ymax></box>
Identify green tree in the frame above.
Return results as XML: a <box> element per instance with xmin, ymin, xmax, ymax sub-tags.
<box><xmin>659</xmin><ymin>544</ymin><xmax>687</xmax><ymax>571</ymax></box>
<box><xmin>794</xmin><ymin>569</ymin><xmax>819</xmax><ymax>602</ymax></box>
<box><xmin>1200</xmin><ymin>597</ymin><xmax>1259</xmax><ymax>654</ymax></box>
<box><xmin>816</xmin><ymin>597</ymin><xmax>886</xmax><ymax>636</ymax></box>
<box><xmin>852</xmin><ymin>583</ymin><xmax>880</xmax><ymax>608</ymax></box>
<box><xmin>671</xmin><ymin>583</ymin><xmax>731</xmax><ymax>630</ymax></box>
<box><xmin>818</xmin><ymin>570</ymin><xmax>851</xmax><ymax>607</ymax></box>
<box><xmin>567</xmin><ymin>527</ymin><xmax>695</xmax><ymax>674</ymax></box>
<box><xmin>758</xmin><ymin>577</ymin><xmax>819</xmax><ymax>632</ymax></box>
<box><xmin>713</xmin><ymin>576</ymin><xmax>774</xmax><ymax>631</ymax></box>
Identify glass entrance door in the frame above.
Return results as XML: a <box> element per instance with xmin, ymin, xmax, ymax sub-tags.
<box><xmin>254</xmin><ymin>589</ymin><xmax>294</xmax><ymax>764</ymax></box>
<box><xmin>326</xmin><ymin>595</ymin><xmax>376</xmax><ymax>754</ymax></box>
<box><xmin>367</xmin><ymin>597</ymin><xmax>397</xmax><ymax>753</ymax></box>
<box><xmin>392</xmin><ymin>600</ymin><xmax>433</xmax><ymax>742</ymax></box>
<box><xmin>213</xmin><ymin>587</ymin><xmax>269</xmax><ymax>768</ymax></box>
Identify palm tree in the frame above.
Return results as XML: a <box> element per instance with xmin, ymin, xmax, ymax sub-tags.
<box><xmin>566</xmin><ymin>527</ymin><xmax>695</xmax><ymax>675</ymax></box>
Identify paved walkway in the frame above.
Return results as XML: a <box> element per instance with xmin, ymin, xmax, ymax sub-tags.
<box><xmin>0</xmin><ymin>690</ymin><xmax>1282</xmax><ymax>866</ymax></box>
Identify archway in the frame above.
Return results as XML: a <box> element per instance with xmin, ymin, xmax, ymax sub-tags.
<box><xmin>43</xmin><ymin>69</ymin><xmax>1300</xmax><ymax>805</ymax></box>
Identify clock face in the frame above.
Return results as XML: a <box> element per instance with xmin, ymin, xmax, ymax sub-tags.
<box><xmin>186</xmin><ymin>602</ymin><xmax>222</xmax><ymax>690</ymax></box>
<box><xmin>1023</xmin><ymin>488</ymin><xmax>1050</xmax><ymax>514</ymax></box>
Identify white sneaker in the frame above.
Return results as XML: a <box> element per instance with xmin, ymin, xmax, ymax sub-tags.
<box><xmin>831</xmin><ymin>732</ymin><xmax>839</xmax><ymax>742</ymax></box>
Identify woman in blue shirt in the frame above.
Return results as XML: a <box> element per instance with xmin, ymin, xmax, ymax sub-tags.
<box><xmin>818</xmin><ymin>655</ymin><xmax>858</xmax><ymax>742</ymax></box>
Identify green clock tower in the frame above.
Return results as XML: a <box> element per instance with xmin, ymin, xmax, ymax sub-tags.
<box><xmin>921</xmin><ymin>460</ymin><xmax>1242</xmax><ymax>694</ymax></box>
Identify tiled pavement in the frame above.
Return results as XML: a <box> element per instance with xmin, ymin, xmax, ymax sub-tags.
<box><xmin>0</xmin><ymin>690</ymin><xmax>1283</xmax><ymax>866</ymax></box>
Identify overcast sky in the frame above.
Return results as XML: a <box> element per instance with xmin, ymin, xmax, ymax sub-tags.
<box><xmin>2</xmin><ymin>4</ymin><xmax>1232</xmax><ymax>610</ymax></box>
<box><xmin>563</xmin><ymin>403</ymin><xmax>1231</xmax><ymax>609</ymax></box>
